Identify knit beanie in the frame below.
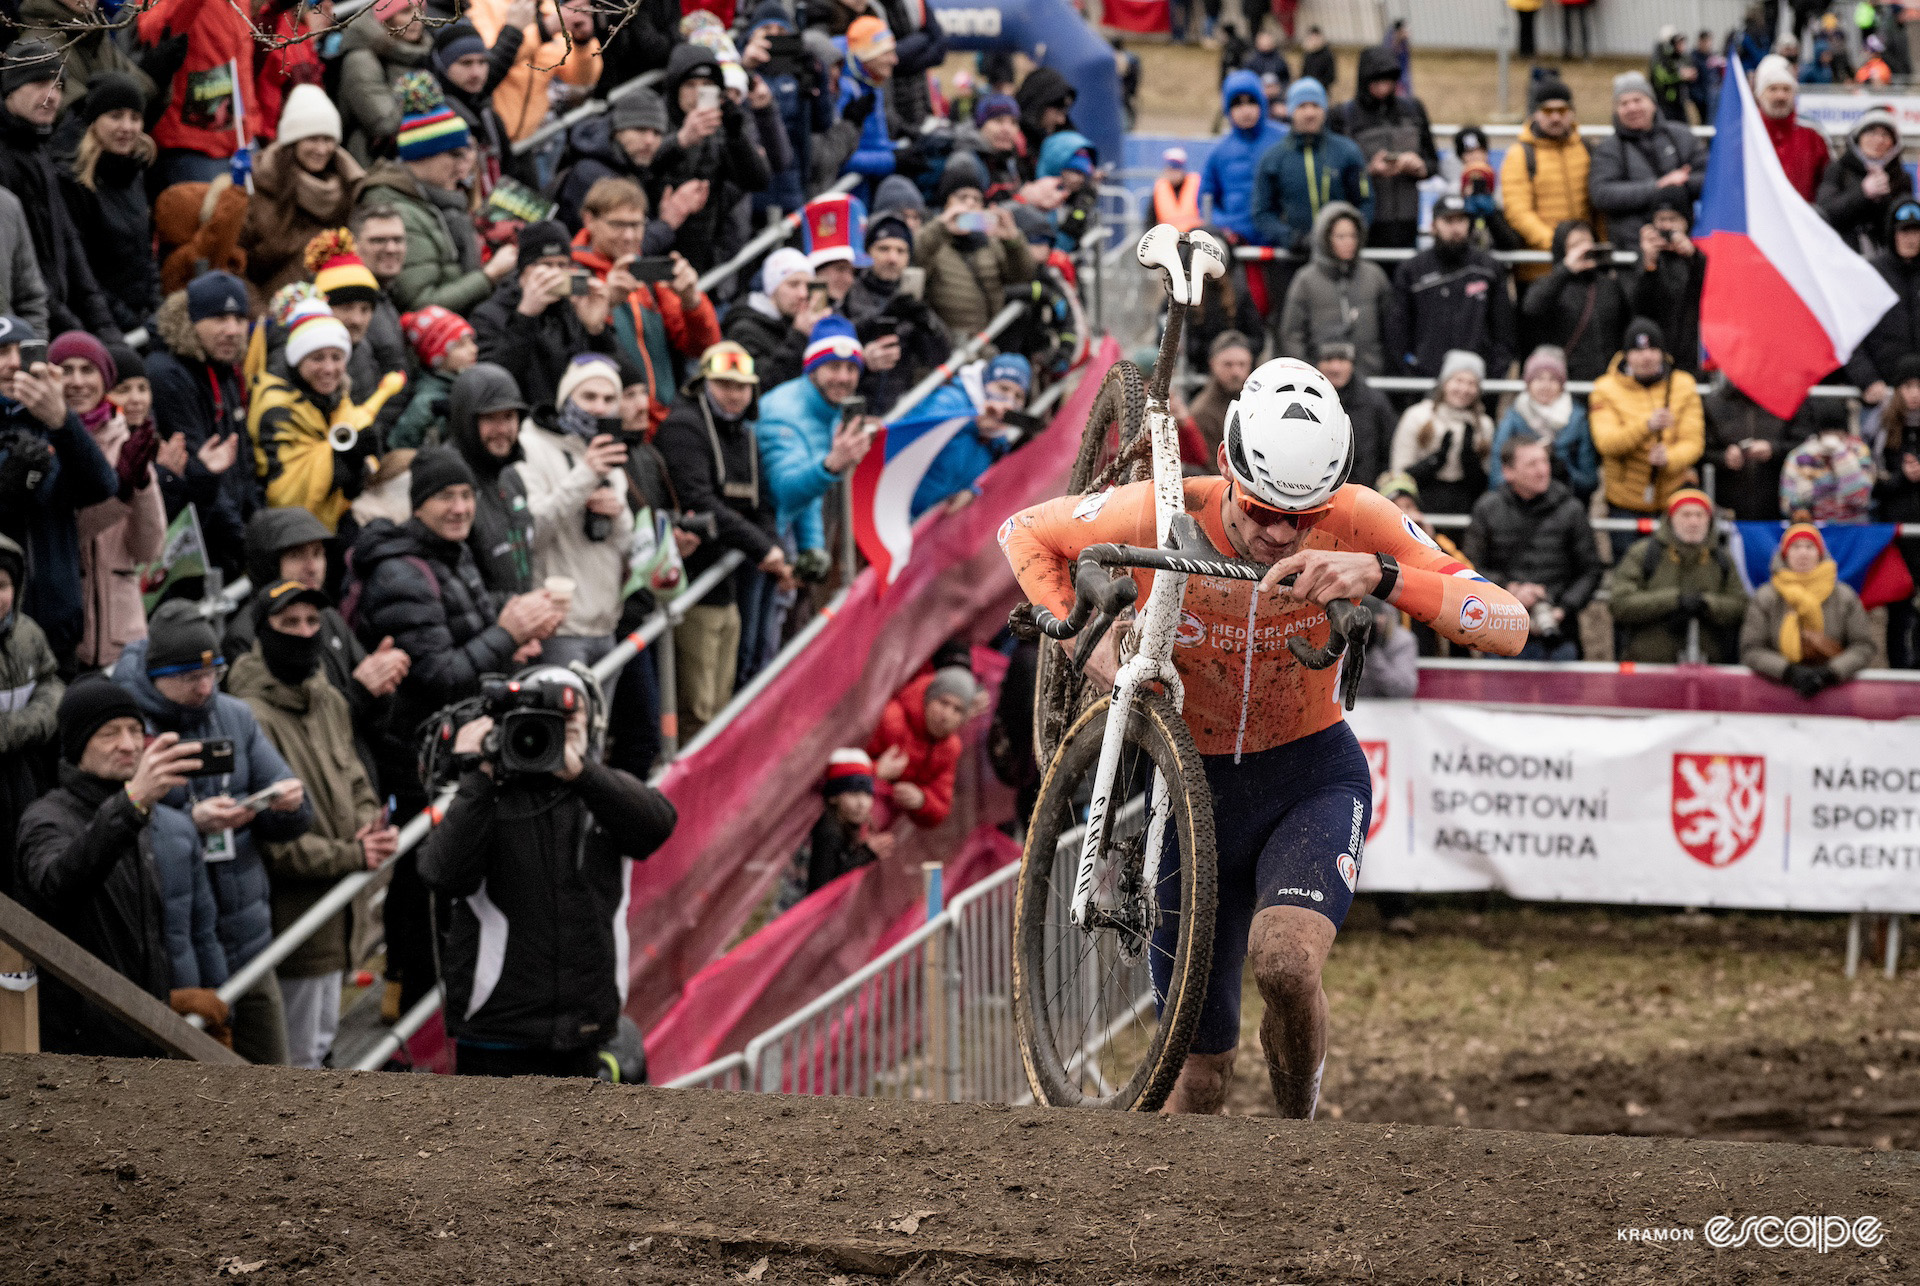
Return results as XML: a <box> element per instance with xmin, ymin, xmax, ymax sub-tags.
<box><xmin>1010</xmin><ymin>203</ymin><xmax>1053</xmax><ymax>244</ymax></box>
<box><xmin>1780</xmin><ymin>522</ymin><xmax>1827</xmax><ymax>561</ymax></box>
<box><xmin>868</xmin><ymin>213</ymin><xmax>913</xmax><ymax>250</ymax></box>
<box><xmin>48</xmin><ymin>331</ymin><xmax>115</xmax><ymax>387</ymax></box>
<box><xmin>305</xmin><ymin>228</ymin><xmax>382</xmax><ymax>305</ymax></box>
<box><xmin>283</xmin><ymin>298</ymin><xmax>352</xmax><ymax>368</ymax></box>
<box><xmin>186</xmin><ymin>270</ymin><xmax>248</xmax><ymax>322</ymax></box>
<box><xmin>0</xmin><ymin>315</ymin><xmax>31</xmax><ymax>347</ymax></box>
<box><xmin>1666</xmin><ymin>487</ymin><xmax>1713</xmax><ymax>520</ymax></box>
<box><xmin>873</xmin><ymin>175</ymin><xmax>926</xmax><ymax>218</ymax></box>
<box><xmin>1754</xmin><ymin>54</ymin><xmax>1798</xmax><ymax>96</ymax></box>
<box><xmin>57</xmin><ymin>675</ymin><xmax>143</xmax><ymax>766</ymax></box>
<box><xmin>846</xmin><ymin>15</ymin><xmax>895</xmax><ymax>62</ymax></box>
<box><xmin>105</xmin><ymin>342</ymin><xmax>146</xmax><ymax>385</ymax></box>
<box><xmin>822</xmin><ymin>748</ymin><xmax>875</xmax><ymax>798</ymax></box>
<box><xmin>276</xmin><ymin>83</ymin><xmax>341</xmax><ymax>146</ymax></box>
<box><xmin>804</xmin><ymin>316</ymin><xmax>864</xmax><ymax>372</ymax></box>
<box><xmin>1437</xmin><ymin>349</ymin><xmax>1486</xmax><ymax>386</ymax></box>
<box><xmin>1529</xmin><ymin>72</ymin><xmax>1573</xmax><ymax>111</ymax></box>
<box><xmin>80</xmin><ymin>72</ymin><xmax>145</xmax><ymax>125</ymax></box>
<box><xmin>555</xmin><ymin>354</ymin><xmax>622</xmax><ymax>410</ymax></box>
<box><xmin>1623</xmin><ymin>316</ymin><xmax>1666</xmax><ymax>353</ymax></box>
<box><xmin>925</xmin><ymin>665</ymin><xmax>979</xmax><ymax>710</ymax></box>
<box><xmin>517</xmin><ymin>219</ymin><xmax>573</xmax><ymax>266</ymax></box>
<box><xmin>1611</xmin><ymin>70</ymin><xmax>1654</xmax><ymax>105</ymax></box>
<box><xmin>409</xmin><ymin>446</ymin><xmax>477</xmax><ymax>509</ymax></box>
<box><xmin>394</xmin><ymin>72</ymin><xmax>471</xmax><ymax>161</ymax></box>
<box><xmin>1522</xmin><ymin>344</ymin><xmax>1568</xmax><ymax>383</ymax></box>
<box><xmin>985</xmin><ymin>351</ymin><xmax>1031</xmax><ymax>394</ymax></box>
<box><xmin>1</xmin><ymin>40</ymin><xmax>61</xmax><ymax>97</ymax></box>
<box><xmin>933</xmin><ymin>154</ymin><xmax>987</xmax><ymax>207</ymax></box>
<box><xmin>974</xmin><ymin>92</ymin><xmax>1018</xmax><ymax>126</ymax></box>
<box><xmin>759</xmin><ymin>247</ymin><xmax>810</xmax><ymax>297</ymax></box>
<box><xmin>145</xmin><ymin>600</ymin><xmax>223</xmax><ymax>677</ymax></box>
<box><xmin>1454</xmin><ymin>125</ymin><xmax>1489</xmax><ymax>157</ymax></box>
<box><xmin>401</xmin><ymin>305</ymin><xmax>475</xmax><ymax>369</ymax></box>
<box><xmin>1285</xmin><ymin>78</ymin><xmax>1327</xmax><ymax>113</ymax></box>
<box><xmin>431</xmin><ymin>18</ymin><xmax>488</xmax><ymax>69</ymax></box>
<box><xmin>610</xmin><ymin>86</ymin><xmax>669</xmax><ymax>135</ymax></box>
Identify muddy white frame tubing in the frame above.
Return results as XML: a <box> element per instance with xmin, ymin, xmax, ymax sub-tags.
<box><xmin>1067</xmin><ymin>227</ymin><xmax>1228</xmax><ymax>931</ymax></box>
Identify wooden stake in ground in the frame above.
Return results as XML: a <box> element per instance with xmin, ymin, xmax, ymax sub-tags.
<box><xmin>0</xmin><ymin>941</ymin><xmax>37</xmax><ymax>1053</ymax></box>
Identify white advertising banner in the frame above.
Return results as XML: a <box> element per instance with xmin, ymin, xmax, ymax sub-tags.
<box><xmin>1795</xmin><ymin>93</ymin><xmax>1920</xmax><ymax>135</ymax></box>
<box><xmin>1343</xmin><ymin>703</ymin><xmax>1920</xmax><ymax>913</ymax></box>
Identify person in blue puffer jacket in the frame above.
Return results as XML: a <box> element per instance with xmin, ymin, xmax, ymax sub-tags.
<box><xmin>113</xmin><ymin>601</ymin><xmax>311</xmax><ymax>1065</ymax></box>
<box><xmin>1036</xmin><ymin>130</ymin><xmax>1100</xmax><ymax>253</ymax></box>
<box><xmin>758</xmin><ymin>316</ymin><xmax>878</xmax><ymax>565</ymax></box>
<box><xmin>829</xmin><ymin>18</ymin><xmax>903</xmax><ymax>200</ymax></box>
<box><xmin>1252</xmin><ymin>78</ymin><xmax>1372</xmax><ymax>257</ymax></box>
<box><xmin>1199</xmin><ymin>69</ymin><xmax>1288</xmax><ymax>247</ymax></box>
<box><xmin>911</xmin><ymin>352</ymin><xmax>1032</xmax><ymax>518</ymax></box>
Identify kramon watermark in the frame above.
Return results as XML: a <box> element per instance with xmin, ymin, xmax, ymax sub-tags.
<box><xmin>1617</xmin><ymin>1216</ymin><xmax>1886</xmax><ymax>1252</ymax></box>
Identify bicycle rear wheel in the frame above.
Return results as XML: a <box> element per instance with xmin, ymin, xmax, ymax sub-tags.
<box><xmin>1014</xmin><ymin>689</ymin><xmax>1216</xmax><ymax>1111</ymax></box>
<box><xmin>1035</xmin><ymin>361</ymin><xmax>1150</xmax><ymax>766</ymax></box>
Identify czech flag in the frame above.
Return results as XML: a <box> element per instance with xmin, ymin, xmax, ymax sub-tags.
<box><xmin>1696</xmin><ymin>59</ymin><xmax>1897</xmax><ymax>418</ymax></box>
<box><xmin>851</xmin><ymin>383</ymin><xmax>979</xmax><ymax>587</ymax></box>
<box><xmin>1729</xmin><ymin>522</ymin><xmax>1916</xmax><ymax>609</ymax></box>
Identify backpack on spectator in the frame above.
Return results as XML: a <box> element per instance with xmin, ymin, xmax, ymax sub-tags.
<box><xmin>1611</xmin><ymin>535</ymin><xmax>1740</xmax><ymax>660</ymax></box>
<box><xmin>339</xmin><ymin>549</ymin><xmax>439</xmax><ymax>640</ymax></box>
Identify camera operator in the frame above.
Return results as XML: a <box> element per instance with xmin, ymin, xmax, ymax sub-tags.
<box><xmin>421</xmin><ymin>666</ymin><xmax>676</xmax><ymax>1079</ymax></box>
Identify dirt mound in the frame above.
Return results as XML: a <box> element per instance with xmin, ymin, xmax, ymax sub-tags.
<box><xmin>4</xmin><ymin>1054</ymin><xmax>1915</xmax><ymax>1283</ymax></box>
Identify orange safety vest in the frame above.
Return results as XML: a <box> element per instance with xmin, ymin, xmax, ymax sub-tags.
<box><xmin>1153</xmin><ymin>173</ymin><xmax>1203</xmax><ymax>233</ymax></box>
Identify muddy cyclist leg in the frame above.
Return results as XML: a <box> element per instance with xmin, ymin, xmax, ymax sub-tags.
<box><xmin>1164</xmin><ymin>1048</ymin><xmax>1238</xmax><ymax>1114</ymax></box>
<box><xmin>1247</xmin><ymin>905</ymin><xmax>1337</xmax><ymax>1119</ymax></box>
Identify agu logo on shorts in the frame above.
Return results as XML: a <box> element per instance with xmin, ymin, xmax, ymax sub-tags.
<box><xmin>1174</xmin><ymin>609</ymin><xmax>1206</xmax><ymax>648</ymax></box>
<box><xmin>1458</xmin><ymin>595</ymin><xmax>1489</xmax><ymax>631</ymax></box>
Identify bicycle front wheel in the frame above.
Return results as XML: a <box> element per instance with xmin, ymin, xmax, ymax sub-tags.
<box><xmin>1014</xmin><ymin>689</ymin><xmax>1216</xmax><ymax>1111</ymax></box>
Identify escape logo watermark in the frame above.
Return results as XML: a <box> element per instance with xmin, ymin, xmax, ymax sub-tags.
<box><xmin>1617</xmin><ymin>1216</ymin><xmax>1885</xmax><ymax>1252</ymax></box>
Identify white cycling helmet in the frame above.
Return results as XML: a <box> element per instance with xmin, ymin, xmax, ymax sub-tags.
<box><xmin>1221</xmin><ymin>357</ymin><xmax>1354</xmax><ymax>514</ymax></box>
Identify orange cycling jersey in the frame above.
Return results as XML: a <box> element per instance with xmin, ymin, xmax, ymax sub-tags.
<box><xmin>1000</xmin><ymin>477</ymin><xmax>1527</xmax><ymax>757</ymax></box>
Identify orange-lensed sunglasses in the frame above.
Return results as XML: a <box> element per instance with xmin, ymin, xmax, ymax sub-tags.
<box><xmin>1230</xmin><ymin>478</ymin><xmax>1332</xmax><ymax>530</ymax></box>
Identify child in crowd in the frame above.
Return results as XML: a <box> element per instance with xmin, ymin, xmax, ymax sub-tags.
<box><xmin>800</xmin><ymin>749</ymin><xmax>897</xmax><ymax>897</ymax></box>
<box><xmin>390</xmin><ymin>306</ymin><xmax>479</xmax><ymax>448</ymax></box>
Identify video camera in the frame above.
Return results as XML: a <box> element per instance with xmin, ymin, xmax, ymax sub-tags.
<box><xmin>477</xmin><ymin>673</ymin><xmax>579</xmax><ymax>776</ymax></box>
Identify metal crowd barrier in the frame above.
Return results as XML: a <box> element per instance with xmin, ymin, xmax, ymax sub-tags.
<box><xmin>512</xmin><ymin>69</ymin><xmax>667</xmax><ymax>156</ymax></box>
<box><xmin>1363</xmin><ymin>374</ymin><xmax>1862</xmax><ymax>401</ymax></box>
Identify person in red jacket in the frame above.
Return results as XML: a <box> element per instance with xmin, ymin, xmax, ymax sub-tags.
<box><xmin>1752</xmin><ymin>54</ymin><xmax>1831</xmax><ymax>203</ymax></box>
<box><xmin>138</xmin><ymin>0</ymin><xmax>260</xmax><ymax>186</ymax></box>
<box><xmin>866</xmin><ymin>666</ymin><xmax>977</xmax><ymax>828</ymax></box>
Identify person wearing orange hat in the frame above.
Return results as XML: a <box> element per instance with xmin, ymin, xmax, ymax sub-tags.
<box><xmin>1605</xmin><ymin>487</ymin><xmax>1749</xmax><ymax>663</ymax></box>
<box><xmin>1739</xmin><ymin>523</ymin><xmax>1876</xmax><ymax>696</ymax></box>
<box><xmin>823</xmin><ymin>16</ymin><xmax>903</xmax><ymax>200</ymax></box>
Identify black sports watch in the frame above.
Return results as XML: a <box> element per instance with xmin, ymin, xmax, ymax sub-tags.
<box><xmin>1374</xmin><ymin>552</ymin><xmax>1399</xmax><ymax>601</ymax></box>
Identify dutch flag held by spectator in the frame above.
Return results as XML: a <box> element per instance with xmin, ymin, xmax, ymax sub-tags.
<box><xmin>851</xmin><ymin>383</ymin><xmax>979</xmax><ymax>586</ymax></box>
<box><xmin>1696</xmin><ymin>58</ymin><xmax>1897</xmax><ymax>418</ymax></box>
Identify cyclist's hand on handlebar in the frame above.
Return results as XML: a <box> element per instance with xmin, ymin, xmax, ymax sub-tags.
<box><xmin>1079</xmin><ymin>629</ymin><xmax>1119</xmax><ymax>690</ymax></box>
<box><xmin>1263</xmin><ymin>549</ymin><xmax>1384</xmax><ymax>605</ymax></box>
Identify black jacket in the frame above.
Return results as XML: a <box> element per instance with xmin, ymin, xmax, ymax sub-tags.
<box><xmin>1863</xmin><ymin>245</ymin><xmax>1920</xmax><ymax>386</ymax></box>
<box><xmin>549</xmin><ymin>114</ymin><xmax>684</xmax><ymax>244</ymax></box>
<box><xmin>1520</xmin><ymin>235</ymin><xmax>1628</xmax><ymax>382</ymax></box>
<box><xmin>1587</xmin><ymin>119</ymin><xmax>1707</xmax><ymax>251</ymax></box>
<box><xmin>447</xmin><ymin>361</ymin><xmax>536</xmax><ymax>596</ymax></box>
<box><xmin>421</xmin><ymin>761</ymin><xmax>675</xmax><ymax>1051</ymax></box>
<box><xmin>1462</xmin><ymin>480</ymin><xmax>1603</xmax><ymax>616</ymax></box>
<box><xmin>434</xmin><ymin>21</ymin><xmax>532</xmax><ymax>188</ymax></box>
<box><xmin>652</xmin><ymin>44</ymin><xmax>772</xmax><ymax>273</ymax></box>
<box><xmin>346</xmin><ymin>517</ymin><xmax>519</xmax><ymax>796</ymax></box>
<box><xmin>147</xmin><ymin>293</ymin><xmax>257</xmax><ymax>579</ymax></box>
<box><xmin>1818</xmin><ymin>147</ymin><xmax>1914</xmax><ymax>256</ymax></box>
<box><xmin>1702</xmin><ymin>383</ymin><xmax>1796</xmax><ymax>522</ymax></box>
<box><xmin>1386</xmin><ymin>243</ymin><xmax>1515</xmax><ymax>379</ymax></box>
<box><xmin>1339</xmin><ymin>376</ymin><xmax>1398</xmax><ymax>493</ymax></box>
<box><xmin>0</xmin><ymin>102</ymin><xmax>120</xmax><ymax>340</ymax></box>
<box><xmin>723</xmin><ymin>305</ymin><xmax>808</xmax><ymax>394</ymax></box>
<box><xmin>805</xmin><ymin>809</ymin><xmax>878</xmax><ymax>894</ymax></box>
<box><xmin>655</xmin><ymin>387</ymin><xmax>776</xmax><ymax>608</ymax></box>
<box><xmin>58</xmin><ymin>150</ymin><xmax>159</xmax><ymax>334</ymax></box>
<box><xmin>0</xmin><ymin>398</ymin><xmax>117</xmax><ymax>664</ymax></box>
<box><xmin>592</xmin><ymin>0</ymin><xmax>683</xmax><ymax>90</ymax></box>
<box><xmin>1626</xmin><ymin>250</ymin><xmax>1705</xmax><ymax>374</ymax></box>
<box><xmin>15</xmin><ymin>764</ymin><xmax>171</xmax><ymax>1057</ymax></box>
<box><xmin>1014</xmin><ymin>67</ymin><xmax>1075</xmax><ymax>179</ymax></box>
<box><xmin>470</xmin><ymin>281</ymin><xmax>625</xmax><ymax>416</ymax></box>
<box><xmin>1328</xmin><ymin>46</ymin><xmax>1438</xmax><ymax>236</ymax></box>
<box><xmin>844</xmin><ymin>268</ymin><xmax>953</xmax><ymax>413</ymax></box>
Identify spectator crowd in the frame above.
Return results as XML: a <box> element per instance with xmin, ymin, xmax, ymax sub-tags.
<box><xmin>0</xmin><ymin>0</ymin><xmax>1095</xmax><ymax>1078</ymax></box>
<box><xmin>1169</xmin><ymin>13</ymin><xmax>1918</xmax><ymax>677</ymax></box>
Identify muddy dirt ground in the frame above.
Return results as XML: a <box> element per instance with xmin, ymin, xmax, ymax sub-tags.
<box><xmin>1225</xmin><ymin>904</ymin><xmax>1920</xmax><ymax>1155</ymax></box>
<box><xmin>5</xmin><ymin>1054</ymin><xmax>1917</xmax><ymax>1284</ymax></box>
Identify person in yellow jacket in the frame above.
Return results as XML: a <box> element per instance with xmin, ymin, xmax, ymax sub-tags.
<box><xmin>253</xmin><ymin>301</ymin><xmax>407</xmax><ymax>531</ymax></box>
<box><xmin>1587</xmin><ymin>317</ymin><xmax>1703</xmax><ymax>517</ymax></box>
<box><xmin>465</xmin><ymin>0</ymin><xmax>602</xmax><ymax>144</ymax></box>
<box><xmin>1499</xmin><ymin>74</ymin><xmax>1593</xmax><ymax>284</ymax></box>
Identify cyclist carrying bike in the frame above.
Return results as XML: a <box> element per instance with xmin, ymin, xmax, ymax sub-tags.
<box><xmin>1002</xmin><ymin>357</ymin><xmax>1527</xmax><ymax>1117</ymax></box>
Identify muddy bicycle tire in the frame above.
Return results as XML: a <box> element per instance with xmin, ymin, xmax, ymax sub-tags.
<box><xmin>1034</xmin><ymin>362</ymin><xmax>1150</xmax><ymax>767</ymax></box>
<box><xmin>1014</xmin><ymin>689</ymin><xmax>1216</xmax><ymax>1111</ymax></box>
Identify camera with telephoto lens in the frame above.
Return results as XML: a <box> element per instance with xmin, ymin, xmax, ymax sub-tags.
<box><xmin>478</xmin><ymin>674</ymin><xmax>579</xmax><ymax>775</ymax></box>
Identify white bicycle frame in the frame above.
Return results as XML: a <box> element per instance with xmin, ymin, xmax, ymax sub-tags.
<box><xmin>1067</xmin><ymin>226</ymin><xmax>1224</xmax><ymax>931</ymax></box>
